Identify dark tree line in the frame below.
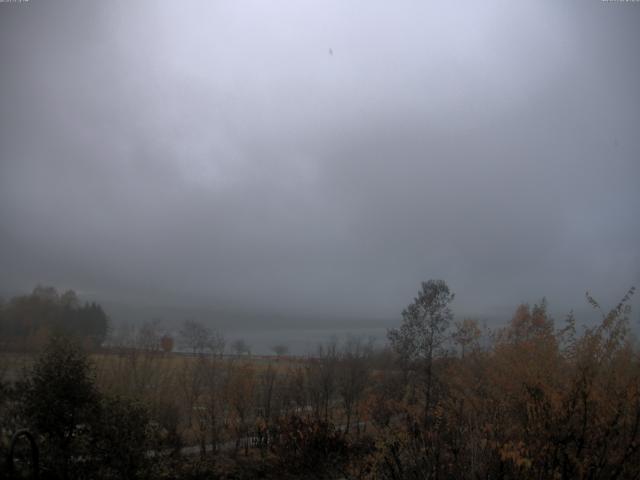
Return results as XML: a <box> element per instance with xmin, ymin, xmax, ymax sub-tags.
<box><xmin>0</xmin><ymin>286</ymin><xmax>109</xmax><ymax>349</ymax></box>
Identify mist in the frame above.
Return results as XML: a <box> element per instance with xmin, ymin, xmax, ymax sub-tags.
<box><xmin>1</xmin><ymin>0</ymin><xmax>639</xmax><ymax>339</ymax></box>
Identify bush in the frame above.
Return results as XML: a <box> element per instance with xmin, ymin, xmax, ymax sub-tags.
<box><xmin>15</xmin><ymin>336</ymin><xmax>158</xmax><ymax>479</ymax></box>
<box><xmin>269</xmin><ymin>415</ymin><xmax>373</xmax><ymax>479</ymax></box>
<box><xmin>18</xmin><ymin>336</ymin><xmax>99</xmax><ymax>479</ymax></box>
<box><xmin>92</xmin><ymin>395</ymin><xmax>155</xmax><ymax>480</ymax></box>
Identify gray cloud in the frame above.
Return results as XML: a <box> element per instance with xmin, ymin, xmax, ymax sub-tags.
<box><xmin>1</xmin><ymin>0</ymin><xmax>639</xmax><ymax>329</ymax></box>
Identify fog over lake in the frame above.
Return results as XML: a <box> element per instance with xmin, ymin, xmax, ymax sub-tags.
<box><xmin>1</xmin><ymin>1</ymin><xmax>639</xmax><ymax>344</ymax></box>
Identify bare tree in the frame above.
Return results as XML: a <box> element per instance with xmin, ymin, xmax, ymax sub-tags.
<box><xmin>338</xmin><ymin>336</ymin><xmax>373</xmax><ymax>434</ymax></box>
<box><xmin>231</xmin><ymin>338</ymin><xmax>251</xmax><ymax>356</ymax></box>
<box><xmin>179</xmin><ymin>319</ymin><xmax>211</xmax><ymax>355</ymax></box>
<box><xmin>306</xmin><ymin>340</ymin><xmax>338</xmax><ymax>422</ymax></box>
<box><xmin>387</xmin><ymin>279</ymin><xmax>454</xmax><ymax>422</ymax></box>
<box><xmin>200</xmin><ymin>355</ymin><xmax>226</xmax><ymax>456</ymax></box>
<box><xmin>271</xmin><ymin>344</ymin><xmax>289</xmax><ymax>357</ymax></box>
<box><xmin>136</xmin><ymin>318</ymin><xmax>162</xmax><ymax>351</ymax></box>
<box><xmin>179</xmin><ymin>319</ymin><xmax>225</xmax><ymax>355</ymax></box>
<box><xmin>208</xmin><ymin>330</ymin><xmax>226</xmax><ymax>357</ymax></box>
<box><xmin>281</xmin><ymin>366</ymin><xmax>306</xmax><ymax>416</ymax></box>
<box><xmin>177</xmin><ymin>320</ymin><xmax>225</xmax><ymax>456</ymax></box>
<box><xmin>226</xmin><ymin>362</ymin><xmax>255</xmax><ymax>456</ymax></box>
<box><xmin>452</xmin><ymin>318</ymin><xmax>482</xmax><ymax>358</ymax></box>
<box><xmin>109</xmin><ymin>321</ymin><xmax>136</xmax><ymax>349</ymax></box>
<box><xmin>177</xmin><ymin>356</ymin><xmax>205</xmax><ymax>429</ymax></box>
<box><xmin>256</xmin><ymin>364</ymin><xmax>280</xmax><ymax>451</ymax></box>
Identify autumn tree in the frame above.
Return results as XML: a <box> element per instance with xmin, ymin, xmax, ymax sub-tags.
<box><xmin>502</xmin><ymin>299</ymin><xmax>554</xmax><ymax>345</ymax></box>
<box><xmin>160</xmin><ymin>334</ymin><xmax>174</xmax><ymax>353</ymax></box>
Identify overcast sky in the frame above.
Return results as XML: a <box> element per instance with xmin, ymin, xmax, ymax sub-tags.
<box><xmin>1</xmin><ymin>0</ymin><xmax>639</xmax><ymax>327</ymax></box>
